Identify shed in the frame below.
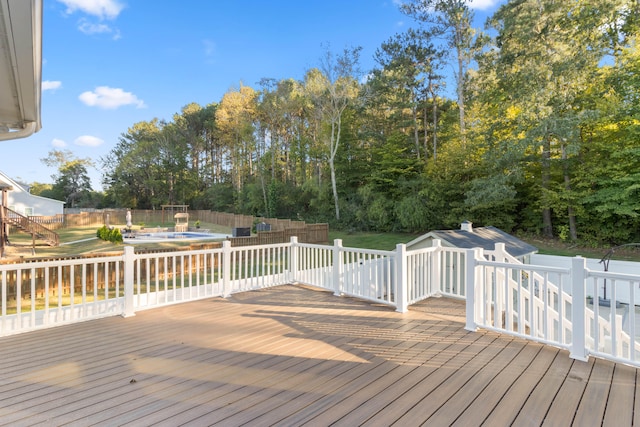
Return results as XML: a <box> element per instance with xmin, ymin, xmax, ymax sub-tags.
<box><xmin>407</xmin><ymin>221</ymin><xmax>538</xmax><ymax>261</ymax></box>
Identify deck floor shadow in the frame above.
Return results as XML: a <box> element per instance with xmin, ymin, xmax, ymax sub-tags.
<box><xmin>0</xmin><ymin>284</ymin><xmax>634</xmax><ymax>426</ymax></box>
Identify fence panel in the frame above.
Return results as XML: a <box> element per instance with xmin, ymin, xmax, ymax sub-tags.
<box><xmin>0</xmin><ymin>255</ymin><xmax>124</xmax><ymax>335</ymax></box>
<box><xmin>295</xmin><ymin>243</ymin><xmax>334</xmax><ymax>290</ymax></box>
<box><xmin>132</xmin><ymin>247</ymin><xmax>224</xmax><ymax>310</ymax></box>
<box><xmin>472</xmin><ymin>257</ymin><xmax>572</xmax><ymax>349</ymax></box>
<box><xmin>437</xmin><ymin>248</ymin><xmax>466</xmax><ymax>298</ymax></box>
<box><xmin>585</xmin><ymin>270</ymin><xmax>640</xmax><ymax>364</ymax></box>
<box><xmin>227</xmin><ymin>242</ymin><xmax>290</xmax><ymax>294</ymax></box>
<box><xmin>406</xmin><ymin>246</ymin><xmax>439</xmax><ymax>304</ymax></box>
<box><xmin>339</xmin><ymin>246</ymin><xmax>396</xmax><ymax>307</ymax></box>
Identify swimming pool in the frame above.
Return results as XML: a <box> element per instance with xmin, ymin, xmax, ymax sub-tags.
<box><xmin>123</xmin><ymin>231</ymin><xmax>230</xmax><ymax>243</ymax></box>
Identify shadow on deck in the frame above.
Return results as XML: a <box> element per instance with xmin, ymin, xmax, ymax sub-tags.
<box><xmin>0</xmin><ymin>284</ymin><xmax>636</xmax><ymax>426</ymax></box>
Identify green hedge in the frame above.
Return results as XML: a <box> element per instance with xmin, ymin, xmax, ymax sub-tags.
<box><xmin>96</xmin><ymin>225</ymin><xmax>123</xmax><ymax>243</ymax></box>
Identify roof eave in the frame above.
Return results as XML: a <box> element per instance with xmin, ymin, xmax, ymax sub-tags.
<box><xmin>0</xmin><ymin>0</ymin><xmax>42</xmax><ymax>141</ymax></box>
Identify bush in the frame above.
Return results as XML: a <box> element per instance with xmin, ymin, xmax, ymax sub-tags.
<box><xmin>97</xmin><ymin>225</ymin><xmax>123</xmax><ymax>244</ymax></box>
<box><xmin>110</xmin><ymin>227</ymin><xmax>123</xmax><ymax>243</ymax></box>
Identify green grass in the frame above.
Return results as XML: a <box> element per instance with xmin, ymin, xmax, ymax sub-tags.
<box><xmin>328</xmin><ymin>231</ymin><xmax>418</xmax><ymax>250</ymax></box>
<box><xmin>520</xmin><ymin>235</ymin><xmax>640</xmax><ymax>262</ymax></box>
<box><xmin>9</xmin><ymin>222</ymin><xmax>640</xmax><ymax>263</ymax></box>
<box><xmin>6</xmin><ymin>221</ymin><xmax>232</xmax><ymax>258</ymax></box>
<box><xmin>330</xmin><ymin>230</ymin><xmax>640</xmax><ymax>262</ymax></box>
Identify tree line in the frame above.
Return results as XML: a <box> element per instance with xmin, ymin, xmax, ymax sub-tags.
<box><xmin>40</xmin><ymin>0</ymin><xmax>640</xmax><ymax>245</ymax></box>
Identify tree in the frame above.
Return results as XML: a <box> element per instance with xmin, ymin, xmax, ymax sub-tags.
<box><xmin>215</xmin><ymin>84</ymin><xmax>258</xmax><ymax>211</ymax></box>
<box><xmin>306</xmin><ymin>46</ymin><xmax>362</xmax><ymax>221</ymax></box>
<box><xmin>41</xmin><ymin>150</ymin><xmax>94</xmax><ymax>208</ymax></box>
<box><xmin>400</xmin><ymin>0</ymin><xmax>474</xmax><ymax>137</ymax></box>
<box><xmin>374</xmin><ymin>28</ymin><xmax>445</xmax><ymax>161</ymax></box>
<box><xmin>472</xmin><ymin>0</ymin><xmax>621</xmax><ymax>240</ymax></box>
<box><xmin>102</xmin><ymin>120</ymin><xmax>163</xmax><ymax>208</ymax></box>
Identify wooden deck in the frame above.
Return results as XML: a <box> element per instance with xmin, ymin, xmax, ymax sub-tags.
<box><xmin>0</xmin><ymin>284</ymin><xmax>637</xmax><ymax>426</ymax></box>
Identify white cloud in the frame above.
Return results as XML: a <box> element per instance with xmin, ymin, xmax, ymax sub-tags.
<box><xmin>52</xmin><ymin>138</ymin><xmax>67</xmax><ymax>147</ymax></box>
<box><xmin>78</xmin><ymin>86</ymin><xmax>146</xmax><ymax>109</ymax></box>
<box><xmin>467</xmin><ymin>0</ymin><xmax>502</xmax><ymax>10</ymax></box>
<box><xmin>74</xmin><ymin>135</ymin><xmax>104</xmax><ymax>147</ymax></box>
<box><xmin>42</xmin><ymin>81</ymin><xmax>62</xmax><ymax>91</ymax></box>
<box><xmin>77</xmin><ymin>18</ymin><xmax>121</xmax><ymax>39</ymax></box>
<box><xmin>78</xmin><ymin>19</ymin><xmax>111</xmax><ymax>34</ymax></box>
<box><xmin>203</xmin><ymin>39</ymin><xmax>215</xmax><ymax>56</ymax></box>
<box><xmin>57</xmin><ymin>0</ymin><xmax>125</xmax><ymax>20</ymax></box>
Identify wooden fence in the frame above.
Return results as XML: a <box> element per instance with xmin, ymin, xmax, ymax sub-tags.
<box><xmin>228</xmin><ymin>223</ymin><xmax>329</xmax><ymax>247</ymax></box>
<box><xmin>12</xmin><ymin>211</ymin><xmax>328</xmax><ymax>254</ymax></box>
<box><xmin>30</xmin><ymin>210</ymin><xmax>319</xmax><ymax>232</ymax></box>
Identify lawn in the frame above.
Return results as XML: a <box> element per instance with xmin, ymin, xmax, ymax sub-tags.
<box><xmin>330</xmin><ymin>230</ymin><xmax>640</xmax><ymax>262</ymax></box>
<box><xmin>4</xmin><ymin>221</ymin><xmax>232</xmax><ymax>259</ymax></box>
<box><xmin>5</xmin><ymin>223</ymin><xmax>640</xmax><ymax>263</ymax></box>
<box><xmin>328</xmin><ymin>230</ymin><xmax>418</xmax><ymax>250</ymax></box>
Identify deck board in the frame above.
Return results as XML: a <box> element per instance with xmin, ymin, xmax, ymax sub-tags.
<box><xmin>604</xmin><ymin>363</ymin><xmax>636</xmax><ymax>426</ymax></box>
<box><xmin>0</xmin><ymin>284</ymin><xmax>635</xmax><ymax>426</ymax></box>
<box><xmin>573</xmin><ymin>358</ymin><xmax>616</xmax><ymax>426</ymax></box>
<box><xmin>509</xmin><ymin>351</ymin><xmax>571</xmax><ymax>426</ymax></box>
<box><xmin>438</xmin><ymin>341</ymin><xmax>543</xmax><ymax>426</ymax></box>
<box><xmin>541</xmin><ymin>356</ymin><xmax>593</xmax><ymax>426</ymax></box>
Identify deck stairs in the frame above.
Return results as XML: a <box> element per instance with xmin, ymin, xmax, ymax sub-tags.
<box><xmin>1</xmin><ymin>206</ymin><xmax>59</xmax><ymax>246</ymax></box>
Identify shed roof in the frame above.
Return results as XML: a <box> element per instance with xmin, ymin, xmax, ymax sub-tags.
<box><xmin>408</xmin><ymin>225</ymin><xmax>538</xmax><ymax>258</ymax></box>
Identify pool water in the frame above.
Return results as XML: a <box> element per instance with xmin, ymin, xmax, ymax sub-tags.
<box><xmin>124</xmin><ymin>231</ymin><xmax>230</xmax><ymax>243</ymax></box>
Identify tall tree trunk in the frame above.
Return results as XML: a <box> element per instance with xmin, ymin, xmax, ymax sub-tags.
<box><xmin>542</xmin><ymin>135</ymin><xmax>553</xmax><ymax>238</ymax></box>
<box><xmin>423</xmin><ymin>98</ymin><xmax>429</xmax><ymax>160</ymax></box>
<box><xmin>412</xmin><ymin>90</ymin><xmax>420</xmax><ymax>159</ymax></box>
<box><xmin>457</xmin><ymin>51</ymin><xmax>465</xmax><ymax>139</ymax></box>
<box><xmin>413</xmin><ymin>105</ymin><xmax>420</xmax><ymax>159</ymax></box>
<box><xmin>562</xmin><ymin>144</ymin><xmax>578</xmax><ymax>241</ymax></box>
<box><xmin>330</xmin><ymin>157</ymin><xmax>340</xmax><ymax>221</ymax></box>
<box><xmin>330</xmin><ymin>119</ymin><xmax>341</xmax><ymax>221</ymax></box>
<box><xmin>432</xmin><ymin>99</ymin><xmax>438</xmax><ymax>161</ymax></box>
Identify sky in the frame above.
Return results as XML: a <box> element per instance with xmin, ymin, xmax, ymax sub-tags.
<box><xmin>2</xmin><ymin>0</ymin><xmax>506</xmax><ymax>190</ymax></box>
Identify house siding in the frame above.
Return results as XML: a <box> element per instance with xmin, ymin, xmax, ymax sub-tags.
<box><xmin>0</xmin><ymin>171</ymin><xmax>64</xmax><ymax>216</ymax></box>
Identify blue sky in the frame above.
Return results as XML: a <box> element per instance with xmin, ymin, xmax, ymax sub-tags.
<box><xmin>2</xmin><ymin>0</ymin><xmax>506</xmax><ymax>190</ymax></box>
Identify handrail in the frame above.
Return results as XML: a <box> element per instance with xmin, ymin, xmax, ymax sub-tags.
<box><xmin>2</xmin><ymin>206</ymin><xmax>59</xmax><ymax>246</ymax></box>
<box><xmin>466</xmin><ymin>246</ymin><xmax>640</xmax><ymax>366</ymax></box>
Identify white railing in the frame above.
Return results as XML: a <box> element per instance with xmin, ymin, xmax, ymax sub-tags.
<box><xmin>0</xmin><ymin>240</ymin><xmax>293</xmax><ymax>335</ymax></box>
<box><xmin>584</xmin><ymin>269</ymin><xmax>640</xmax><ymax>364</ymax></box>
<box><xmin>464</xmin><ymin>247</ymin><xmax>640</xmax><ymax>367</ymax></box>
<box><xmin>466</xmin><ymin>249</ymin><xmax>572</xmax><ymax>349</ymax></box>
<box><xmin>130</xmin><ymin>246</ymin><xmax>224</xmax><ymax>311</ymax></box>
<box><xmin>2</xmin><ymin>236</ymin><xmax>640</xmax><ymax>368</ymax></box>
<box><xmin>295</xmin><ymin>240</ymin><xmax>400</xmax><ymax>309</ymax></box>
<box><xmin>0</xmin><ymin>255</ymin><xmax>124</xmax><ymax>334</ymax></box>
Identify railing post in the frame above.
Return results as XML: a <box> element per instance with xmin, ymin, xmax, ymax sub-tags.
<box><xmin>494</xmin><ymin>242</ymin><xmax>507</xmax><ymax>262</ymax></box>
<box><xmin>122</xmin><ymin>245</ymin><xmax>135</xmax><ymax>318</ymax></box>
<box><xmin>333</xmin><ymin>239</ymin><xmax>343</xmax><ymax>296</ymax></box>
<box><xmin>289</xmin><ymin>236</ymin><xmax>299</xmax><ymax>283</ymax></box>
<box><xmin>465</xmin><ymin>248</ymin><xmax>481</xmax><ymax>332</ymax></box>
<box><xmin>222</xmin><ymin>240</ymin><xmax>232</xmax><ymax>297</ymax></box>
<box><xmin>396</xmin><ymin>243</ymin><xmax>408</xmax><ymax>313</ymax></box>
<box><xmin>570</xmin><ymin>256</ymin><xmax>589</xmax><ymax>361</ymax></box>
<box><xmin>431</xmin><ymin>239</ymin><xmax>442</xmax><ymax>295</ymax></box>
<box><xmin>493</xmin><ymin>243</ymin><xmax>506</xmax><ymax>326</ymax></box>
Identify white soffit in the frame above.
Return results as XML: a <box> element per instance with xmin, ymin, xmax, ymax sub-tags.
<box><xmin>0</xmin><ymin>0</ymin><xmax>42</xmax><ymax>141</ymax></box>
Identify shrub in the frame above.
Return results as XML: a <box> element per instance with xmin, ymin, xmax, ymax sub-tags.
<box><xmin>110</xmin><ymin>227</ymin><xmax>123</xmax><ymax>243</ymax></box>
<box><xmin>97</xmin><ymin>225</ymin><xmax>123</xmax><ymax>244</ymax></box>
<box><xmin>97</xmin><ymin>225</ymin><xmax>109</xmax><ymax>240</ymax></box>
